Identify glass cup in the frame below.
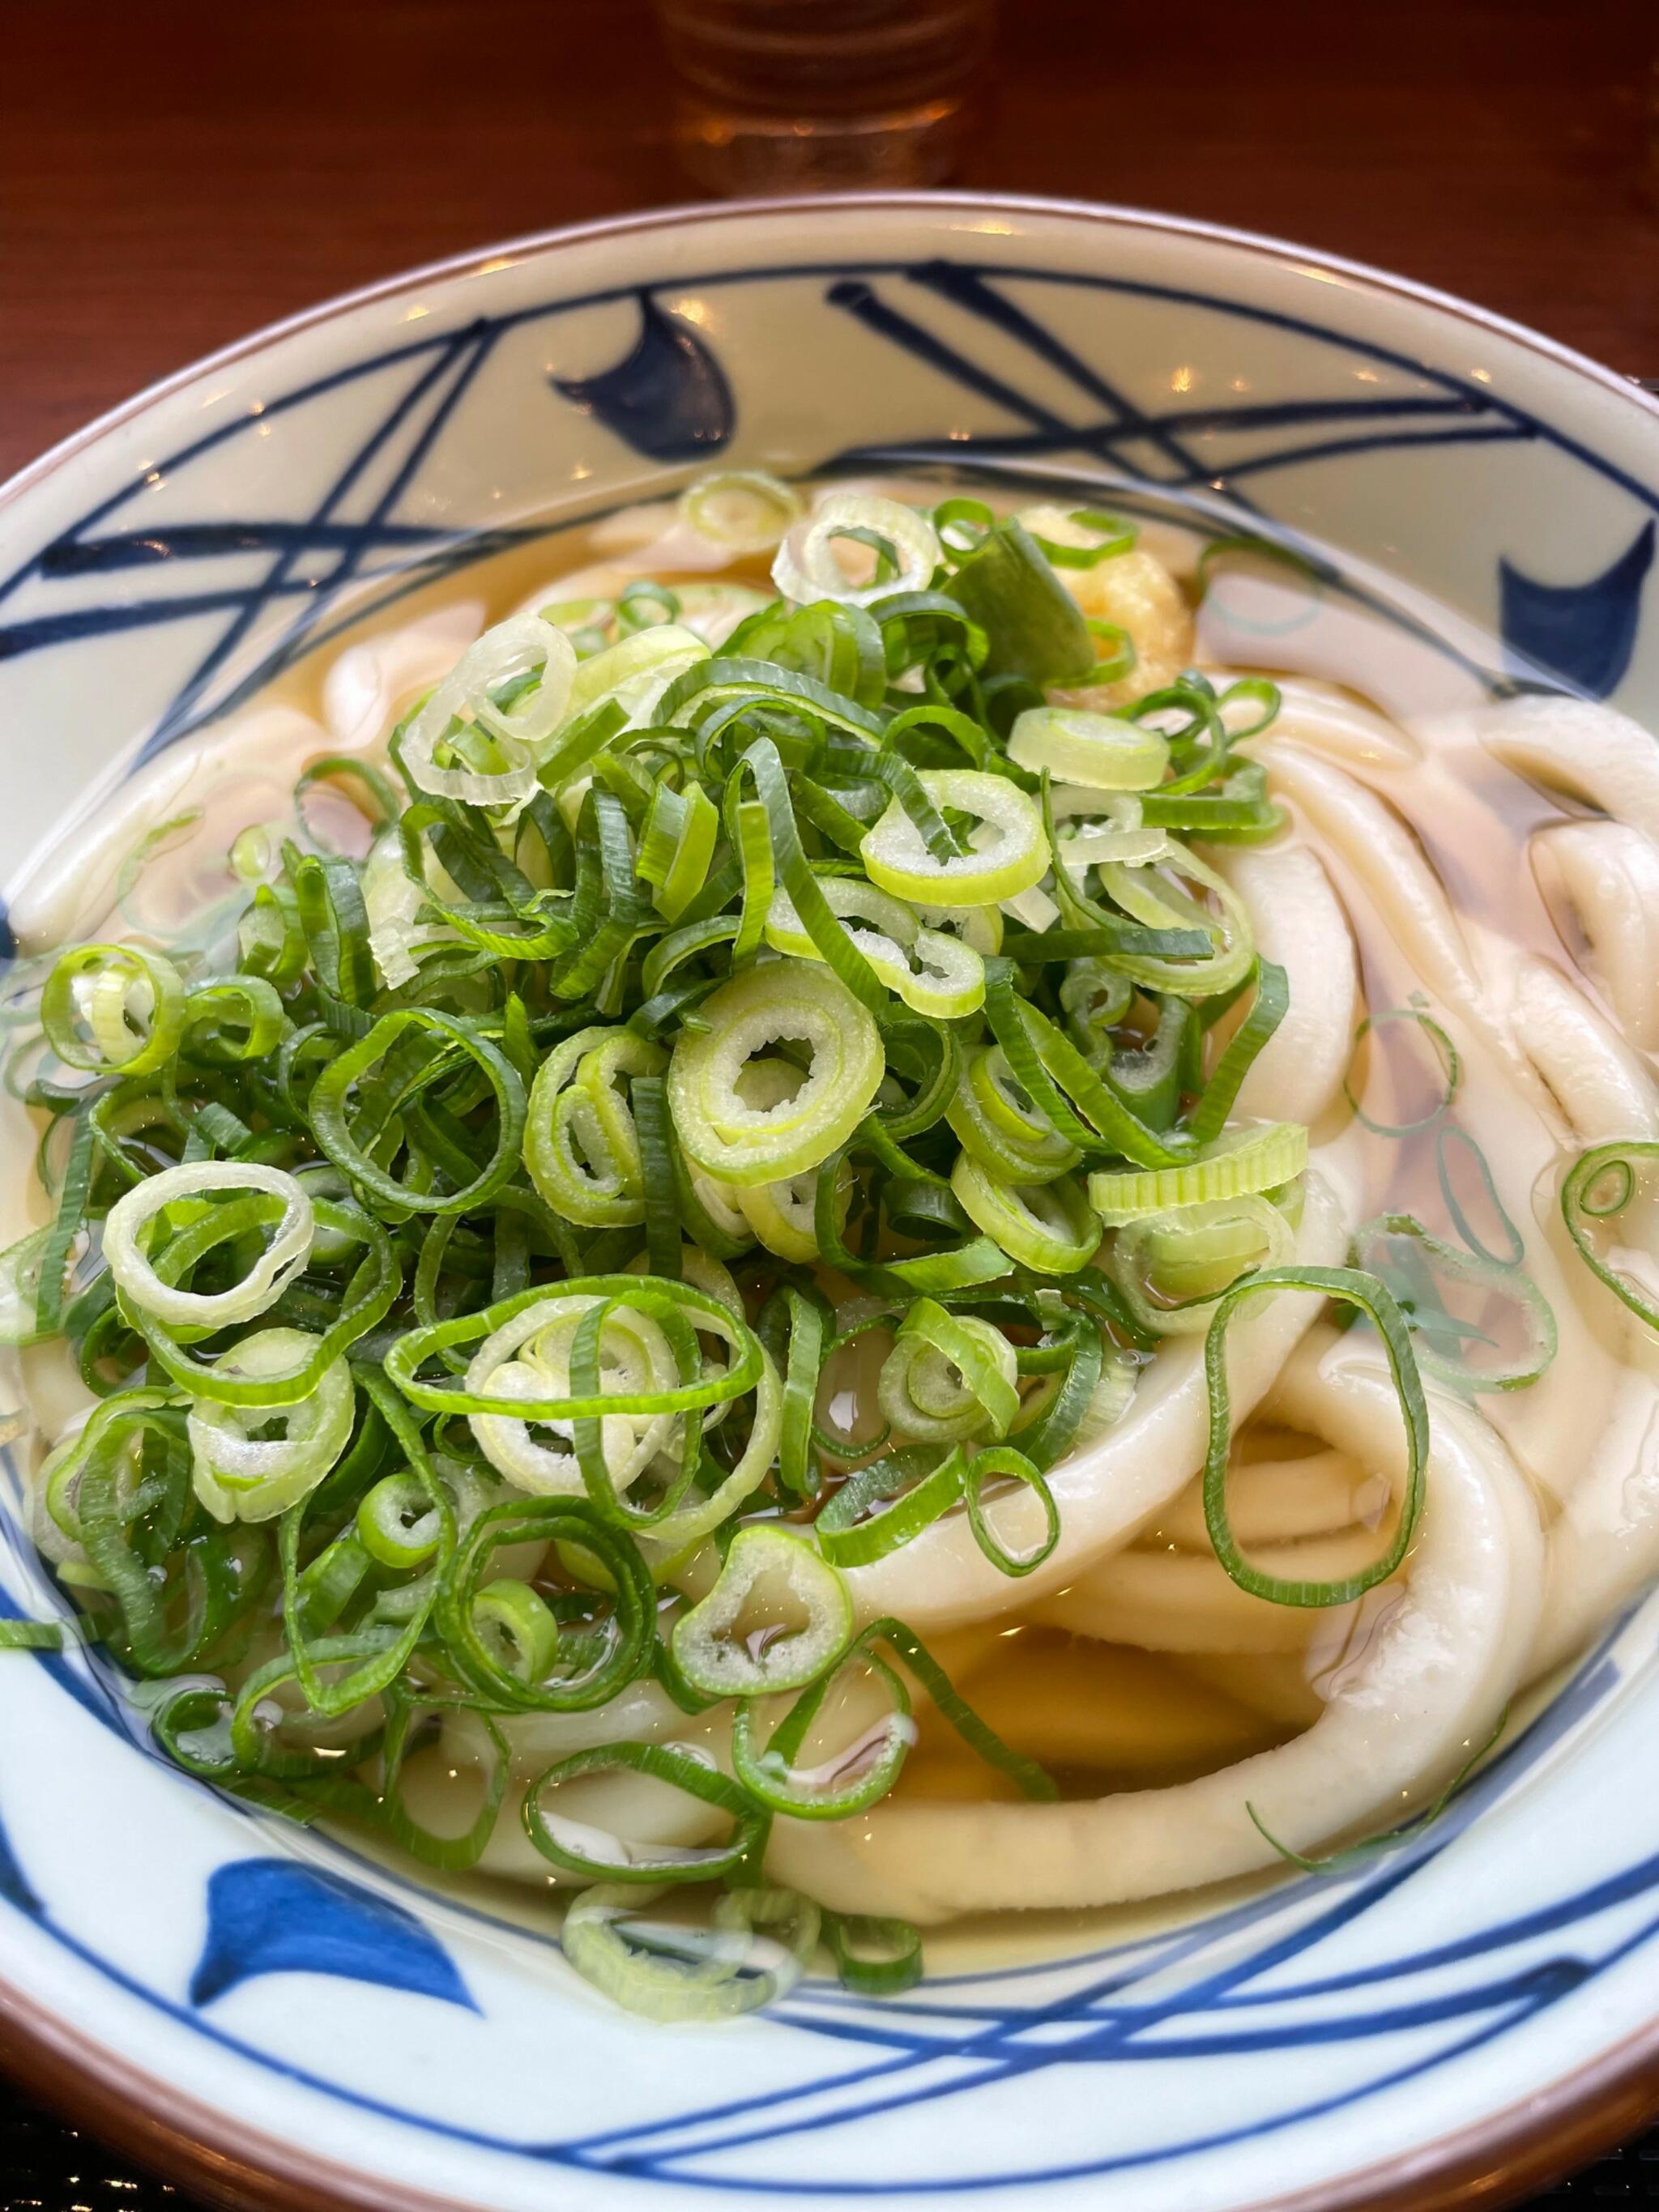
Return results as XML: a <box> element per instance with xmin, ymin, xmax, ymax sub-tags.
<box><xmin>652</xmin><ymin>0</ymin><xmax>998</xmax><ymax>196</ymax></box>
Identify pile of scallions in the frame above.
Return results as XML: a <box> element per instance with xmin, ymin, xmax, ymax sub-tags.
<box><xmin>0</xmin><ymin>475</ymin><xmax>1398</xmax><ymax>2019</ymax></box>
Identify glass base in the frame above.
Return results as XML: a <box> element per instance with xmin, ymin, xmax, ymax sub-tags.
<box><xmin>672</xmin><ymin>92</ymin><xmax>972</xmax><ymax>195</ymax></box>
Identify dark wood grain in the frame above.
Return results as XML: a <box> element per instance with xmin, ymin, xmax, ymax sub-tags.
<box><xmin>1</xmin><ymin>3</ymin><xmax>1658</xmax><ymax>2207</ymax></box>
<box><xmin>2</xmin><ymin>0</ymin><xmax>1656</xmax><ymax>488</ymax></box>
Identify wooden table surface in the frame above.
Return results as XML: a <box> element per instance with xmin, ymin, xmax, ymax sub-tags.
<box><xmin>2</xmin><ymin>2</ymin><xmax>1659</xmax><ymax>2206</ymax></box>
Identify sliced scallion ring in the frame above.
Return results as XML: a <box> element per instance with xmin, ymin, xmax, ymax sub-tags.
<box><xmin>1107</xmin><ymin>1191</ymin><xmax>1297</xmax><ymax>1335</ymax></box>
<box><xmin>950</xmin><ymin>1154</ymin><xmax>1102</xmax><ymax>1276</ymax></box>
<box><xmin>862</xmin><ymin>769</ymin><xmax>1047</xmax><ymax>909</ymax></box>
<box><xmin>672</xmin><ymin>1525</ymin><xmax>852</xmax><ymax>1698</ymax></box>
<box><xmin>1204</xmin><ymin>1264</ymin><xmax>1427</xmax><ymax>1606</ymax></box>
<box><xmin>667</xmin><ymin>960</ymin><xmax>884</xmax><ymax>1187</ymax></box>
<box><xmin>560</xmin><ymin>1883</ymin><xmax>817</xmax><ymax>2021</ymax></box>
<box><xmin>1345</xmin><ymin>1005</ymin><xmax>1461</xmax><ymax>1137</ymax></box>
<box><xmin>187</xmin><ymin>1332</ymin><xmax>355</xmax><ymax>1524</ymax></box>
<box><xmin>1009</xmin><ymin>707</ymin><xmax>1171</xmax><ymax>790</ymax></box>
<box><xmin>772</xmin><ymin>492</ymin><xmax>941</xmax><ymax>611</ymax></box>
<box><xmin>680</xmin><ymin>469</ymin><xmax>804</xmax><ymax>552</ymax></box>
<box><xmin>815</xmin><ymin>1447</ymin><xmax>970</xmax><ymax>1571</ymax></box>
<box><xmin>1087</xmin><ymin>1121</ymin><xmax>1307</xmax><ymax>1225</ymax></box>
<box><xmin>103</xmin><ymin>1162</ymin><xmax>314</xmax><ymax>1330</ymax></box>
<box><xmin>42</xmin><ymin>944</ymin><xmax>185</xmax><ymax>1076</ymax></box>
<box><xmin>1561</xmin><ymin>1140</ymin><xmax>1659</xmax><ymax>1334</ymax></box>
<box><xmin>1014</xmin><ymin>503</ymin><xmax>1137</xmax><ymax>569</ymax></box>
<box><xmin>401</xmin><ymin>612</ymin><xmax>577</xmax><ymax>806</ymax></box>
<box><xmin>1353</xmin><ymin>1212</ymin><xmax>1557</xmax><ymax>1392</ymax></box>
<box><xmin>876</xmin><ymin>1298</ymin><xmax>1019</xmax><ymax>1443</ymax></box>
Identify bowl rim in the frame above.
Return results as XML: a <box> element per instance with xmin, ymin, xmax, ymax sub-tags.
<box><xmin>2</xmin><ymin>185</ymin><xmax>1655</xmax><ymax>528</ymax></box>
<box><xmin>2</xmin><ymin>186</ymin><xmax>1657</xmax><ymax>2212</ymax></box>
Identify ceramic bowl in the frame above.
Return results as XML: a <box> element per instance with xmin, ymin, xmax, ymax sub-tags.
<box><xmin>1</xmin><ymin>194</ymin><xmax>1657</xmax><ymax>2212</ymax></box>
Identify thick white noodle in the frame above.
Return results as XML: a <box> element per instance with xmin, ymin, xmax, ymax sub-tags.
<box><xmin>1531</xmin><ymin>820</ymin><xmax>1659</xmax><ymax>1054</ymax></box>
<box><xmin>1504</xmin><ymin>958</ymin><xmax>1659</xmax><ymax>1675</ymax></box>
<box><xmin>445</xmin><ymin>1677</ymin><xmax>691</xmax><ymax>1776</ymax></box>
<box><xmin>440</xmin><ymin>1693</ymin><xmax>735</xmax><ymax>1884</ymax></box>
<box><xmin>1214</xmin><ymin>840</ymin><xmax>1358</xmax><ymax>1128</ymax></box>
<box><xmin>1509</xmin><ymin>956</ymin><xmax>1659</xmax><ymax>1145</ymax></box>
<box><xmin>322</xmin><ymin>602</ymin><xmax>485</xmax><ymax>752</ymax></box>
<box><xmin>1264</xmin><ymin>742</ymin><xmax>1521</xmax><ymax>1072</ymax></box>
<box><xmin>1233</xmin><ymin>673</ymin><xmax>1423</xmax><ymax>769</ymax></box>
<box><xmin>1038</xmin><ymin>1527</ymin><xmax>1384</xmax><ymax>1654</ymax></box>
<box><xmin>1152</xmin><ymin>1450</ymin><xmax>1382</xmax><ymax>1549</ymax></box>
<box><xmin>1477</xmin><ymin>693</ymin><xmax>1659</xmax><ymax>846</ymax></box>
<box><xmin>1485</xmin><ymin>958</ymin><xmax>1657</xmax><ymax>1518</ymax></box>
<box><xmin>767</xmin><ymin>1337</ymin><xmax>1543</xmax><ymax>1920</ymax></box>
<box><xmin>837</xmin><ymin>1147</ymin><xmax>1363</xmax><ymax>1635</ymax></box>
<box><xmin>1178</xmin><ymin>1653</ymin><xmax>1328</xmax><ymax>1730</ymax></box>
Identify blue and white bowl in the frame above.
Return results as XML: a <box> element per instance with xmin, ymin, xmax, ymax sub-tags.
<box><xmin>0</xmin><ymin>194</ymin><xmax>1657</xmax><ymax>2212</ymax></box>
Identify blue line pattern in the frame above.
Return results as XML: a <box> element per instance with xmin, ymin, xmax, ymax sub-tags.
<box><xmin>2</xmin><ymin>251</ymin><xmax>1654</xmax><ymax>773</ymax></box>
<box><xmin>1500</xmin><ymin>520</ymin><xmax>1656</xmax><ymax>697</ymax></box>
<box><xmin>552</xmin><ymin>290</ymin><xmax>736</xmax><ymax>462</ymax></box>
<box><xmin>191</xmin><ymin>1856</ymin><xmax>476</xmax><ymax>2013</ymax></box>
<box><xmin>0</xmin><ymin>1623</ymin><xmax>1651</xmax><ymax>2193</ymax></box>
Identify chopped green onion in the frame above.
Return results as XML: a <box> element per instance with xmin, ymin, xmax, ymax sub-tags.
<box><xmin>1205</xmin><ymin>1265</ymin><xmax>1428</xmax><ymax>1605</ymax></box>
<box><xmin>1353</xmin><ymin>1213</ymin><xmax>1556</xmax><ymax>1392</ymax></box>
<box><xmin>667</xmin><ymin>961</ymin><xmax>884</xmax><ymax>1187</ymax></box>
<box><xmin>1345</xmin><ymin>1005</ymin><xmax>1461</xmax><ymax>1136</ymax></box>
<box><xmin>1562</xmin><ymin>1141</ymin><xmax>1659</xmax><ymax>1333</ymax></box>
<box><xmin>42</xmin><ymin>944</ymin><xmax>185</xmax><ymax>1076</ymax></box>
<box><xmin>862</xmin><ymin>769</ymin><xmax>1047</xmax><ymax>909</ymax></box>
<box><xmin>1108</xmin><ymin>1191</ymin><xmax>1297</xmax><ymax>1335</ymax></box>
<box><xmin>0</xmin><ymin>1619</ymin><xmax>66</xmax><ymax>1652</ymax></box>
<box><xmin>825</xmin><ymin>1912</ymin><xmax>924</xmax><ymax>1996</ymax></box>
<box><xmin>774</xmin><ymin>492</ymin><xmax>940</xmax><ymax>611</ymax></box>
<box><xmin>1016</xmin><ymin>504</ymin><xmax>1137</xmax><ymax>570</ymax></box>
<box><xmin>952</xmin><ymin>1155</ymin><xmax>1102</xmax><ymax>1276</ymax></box>
<box><xmin>102</xmin><ymin>1162</ymin><xmax>314</xmax><ymax>1330</ymax></box>
<box><xmin>1435</xmin><ymin>1123</ymin><xmax>1526</xmax><ymax>1268</ymax></box>
<box><xmin>187</xmin><ymin>1330</ymin><xmax>355</xmax><ymax>1522</ymax></box>
<box><xmin>1009</xmin><ymin>709</ymin><xmax>1170</xmax><ymax>791</ymax></box>
<box><xmin>1088</xmin><ymin>1121</ymin><xmax>1307</xmax><ymax>1225</ymax></box>
<box><xmin>560</xmin><ymin>1883</ymin><xmax>817</xmax><ymax>2021</ymax></box>
<box><xmin>672</xmin><ymin>1526</ymin><xmax>853</xmax><ymax>1697</ymax></box>
<box><xmin>876</xmin><ymin>1298</ymin><xmax>1019</xmax><ymax>1443</ymax></box>
<box><xmin>680</xmin><ymin>469</ymin><xmax>804</xmax><ymax>552</ymax></box>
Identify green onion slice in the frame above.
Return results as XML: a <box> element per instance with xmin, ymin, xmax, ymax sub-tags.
<box><xmin>667</xmin><ymin>960</ymin><xmax>884</xmax><ymax>1187</ymax></box>
<box><xmin>1009</xmin><ymin>708</ymin><xmax>1170</xmax><ymax>791</ymax></box>
<box><xmin>102</xmin><ymin>1162</ymin><xmax>313</xmax><ymax>1329</ymax></box>
<box><xmin>680</xmin><ymin>469</ymin><xmax>804</xmax><ymax>553</ymax></box>
<box><xmin>41</xmin><ymin>944</ymin><xmax>185</xmax><ymax>1076</ymax></box>
<box><xmin>672</xmin><ymin>1526</ymin><xmax>853</xmax><ymax>1698</ymax></box>
<box><xmin>1088</xmin><ymin>1121</ymin><xmax>1307</xmax><ymax>1225</ymax></box>
<box><xmin>862</xmin><ymin>770</ymin><xmax>1047</xmax><ymax>910</ymax></box>
<box><xmin>560</xmin><ymin>1883</ymin><xmax>818</xmax><ymax>2022</ymax></box>
<box><xmin>1352</xmin><ymin>1213</ymin><xmax>1556</xmax><ymax>1393</ymax></box>
<box><xmin>876</xmin><ymin>1299</ymin><xmax>1019</xmax><ymax>1444</ymax></box>
<box><xmin>1562</xmin><ymin>1140</ymin><xmax>1659</xmax><ymax>1334</ymax></box>
<box><xmin>773</xmin><ymin>492</ymin><xmax>941</xmax><ymax>611</ymax></box>
<box><xmin>523</xmin><ymin>1740</ymin><xmax>768</xmax><ymax>1884</ymax></box>
<box><xmin>825</xmin><ymin>1912</ymin><xmax>924</xmax><ymax>1996</ymax></box>
<box><xmin>1204</xmin><ymin>1264</ymin><xmax>1428</xmax><ymax>1606</ymax></box>
<box><xmin>1345</xmin><ymin>1005</ymin><xmax>1461</xmax><ymax>1136</ymax></box>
